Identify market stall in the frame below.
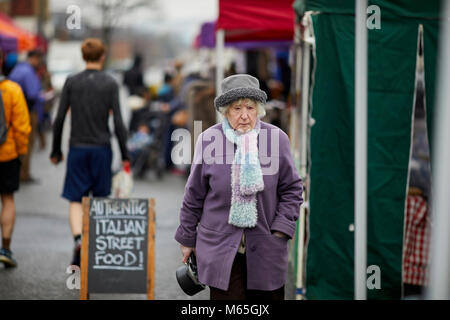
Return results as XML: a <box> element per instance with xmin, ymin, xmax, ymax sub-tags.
<box><xmin>293</xmin><ymin>0</ymin><xmax>442</xmax><ymax>299</ymax></box>
<box><xmin>0</xmin><ymin>12</ymin><xmax>36</xmax><ymax>52</ymax></box>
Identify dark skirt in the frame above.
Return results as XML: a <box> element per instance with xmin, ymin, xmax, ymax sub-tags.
<box><xmin>209</xmin><ymin>252</ymin><xmax>285</xmax><ymax>300</ymax></box>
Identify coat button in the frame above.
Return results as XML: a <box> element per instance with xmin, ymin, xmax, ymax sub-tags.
<box><xmin>250</xmin><ymin>245</ymin><xmax>257</xmax><ymax>252</ymax></box>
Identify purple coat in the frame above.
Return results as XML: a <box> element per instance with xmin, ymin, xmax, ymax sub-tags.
<box><xmin>175</xmin><ymin>121</ymin><xmax>303</xmax><ymax>291</ymax></box>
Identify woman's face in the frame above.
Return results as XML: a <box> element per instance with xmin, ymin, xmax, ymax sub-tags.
<box><xmin>226</xmin><ymin>99</ymin><xmax>258</xmax><ymax>133</ymax></box>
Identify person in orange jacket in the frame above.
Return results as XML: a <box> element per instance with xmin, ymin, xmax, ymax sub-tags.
<box><xmin>0</xmin><ymin>49</ymin><xmax>31</xmax><ymax>268</ymax></box>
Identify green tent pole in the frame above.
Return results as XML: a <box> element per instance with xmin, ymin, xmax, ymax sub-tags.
<box><xmin>354</xmin><ymin>0</ymin><xmax>368</xmax><ymax>300</ymax></box>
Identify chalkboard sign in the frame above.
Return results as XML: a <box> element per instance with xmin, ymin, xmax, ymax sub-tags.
<box><xmin>80</xmin><ymin>197</ymin><xmax>155</xmax><ymax>299</ymax></box>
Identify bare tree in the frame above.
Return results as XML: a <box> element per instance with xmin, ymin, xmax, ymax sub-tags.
<box><xmin>82</xmin><ymin>0</ymin><xmax>158</xmax><ymax>62</ymax></box>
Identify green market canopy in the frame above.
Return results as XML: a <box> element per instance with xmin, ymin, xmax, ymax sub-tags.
<box><xmin>294</xmin><ymin>0</ymin><xmax>441</xmax><ymax>299</ymax></box>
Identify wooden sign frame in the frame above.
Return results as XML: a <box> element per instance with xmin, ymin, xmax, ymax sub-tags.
<box><xmin>80</xmin><ymin>197</ymin><xmax>155</xmax><ymax>300</ymax></box>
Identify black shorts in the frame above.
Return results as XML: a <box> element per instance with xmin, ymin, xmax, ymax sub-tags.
<box><xmin>0</xmin><ymin>157</ymin><xmax>21</xmax><ymax>194</ymax></box>
<box><xmin>62</xmin><ymin>146</ymin><xmax>112</xmax><ymax>202</ymax></box>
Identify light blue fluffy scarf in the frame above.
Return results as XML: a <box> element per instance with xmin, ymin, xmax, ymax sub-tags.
<box><xmin>222</xmin><ymin>119</ymin><xmax>264</xmax><ymax>228</ymax></box>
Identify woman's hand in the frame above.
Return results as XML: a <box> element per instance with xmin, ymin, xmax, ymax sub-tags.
<box><xmin>180</xmin><ymin>245</ymin><xmax>195</xmax><ymax>264</ymax></box>
<box><xmin>273</xmin><ymin>231</ymin><xmax>288</xmax><ymax>239</ymax></box>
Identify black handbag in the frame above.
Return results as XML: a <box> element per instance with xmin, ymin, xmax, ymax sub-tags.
<box><xmin>176</xmin><ymin>254</ymin><xmax>206</xmax><ymax>296</ymax></box>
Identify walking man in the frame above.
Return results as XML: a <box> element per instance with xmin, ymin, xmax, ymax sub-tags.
<box><xmin>50</xmin><ymin>38</ymin><xmax>129</xmax><ymax>266</ymax></box>
<box><xmin>8</xmin><ymin>50</ymin><xmax>45</xmax><ymax>183</ymax></box>
<box><xmin>0</xmin><ymin>49</ymin><xmax>31</xmax><ymax>268</ymax></box>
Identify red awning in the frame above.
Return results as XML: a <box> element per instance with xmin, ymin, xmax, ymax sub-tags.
<box><xmin>0</xmin><ymin>12</ymin><xmax>36</xmax><ymax>52</ymax></box>
<box><xmin>216</xmin><ymin>0</ymin><xmax>295</xmax><ymax>42</ymax></box>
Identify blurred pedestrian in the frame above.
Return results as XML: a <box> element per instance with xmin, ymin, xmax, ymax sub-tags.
<box><xmin>164</xmin><ymin>69</ymin><xmax>201</xmax><ymax>173</ymax></box>
<box><xmin>184</xmin><ymin>71</ymin><xmax>216</xmax><ymax>172</ymax></box>
<box><xmin>36</xmin><ymin>63</ymin><xmax>55</xmax><ymax>150</ymax></box>
<box><xmin>8</xmin><ymin>49</ymin><xmax>45</xmax><ymax>183</ymax></box>
<box><xmin>50</xmin><ymin>38</ymin><xmax>129</xmax><ymax>266</ymax></box>
<box><xmin>2</xmin><ymin>52</ymin><xmax>18</xmax><ymax>77</ymax></box>
<box><xmin>123</xmin><ymin>54</ymin><xmax>145</xmax><ymax>96</ymax></box>
<box><xmin>175</xmin><ymin>74</ymin><xmax>303</xmax><ymax>300</ymax></box>
<box><xmin>157</xmin><ymin>71</ymin><xmax>174</xmax><ymax>103</ymax></box>
<box><xmin>128</xmin><ymin>87</ymin><xmax>151</xmax><ymax>133</ymax></box>
<box><xmin>0</xmin><ymin>49</ymin><xmax>31</xmax><ymax>268</ymax></box>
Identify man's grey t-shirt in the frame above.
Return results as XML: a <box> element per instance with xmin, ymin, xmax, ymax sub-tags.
<box><xmin>51</xmin><ymin>69</ymin><xmax>129</xmax><ymax>160</ymax></box>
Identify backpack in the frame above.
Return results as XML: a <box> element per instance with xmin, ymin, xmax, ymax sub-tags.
<box><xmin>0</xmin><ymin>75</ymin><xmax>8</xmax><ymax>145</ymax></box>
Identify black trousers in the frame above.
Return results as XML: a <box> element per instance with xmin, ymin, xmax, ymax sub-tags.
<box><xmin>404</xmin><ymin>284</ymin><xmax>424</xmax><ymax>297</ymax></box>
<box><xmin>210</xmin><ymin>253</ymin><xmax>285</xmax><ymax>300</ymax></box>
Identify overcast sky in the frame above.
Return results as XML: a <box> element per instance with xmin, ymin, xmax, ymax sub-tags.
<box><xmin>50</xmin><ymin>0</ymin><xmax>218</xmax><ymax>43</ymax></box>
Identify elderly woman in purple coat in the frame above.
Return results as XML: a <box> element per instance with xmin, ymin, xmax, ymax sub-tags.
<box><xmin>175</xmin><ymin>74</ymin><xmax>303</xmax><ymax>300</ymax></box>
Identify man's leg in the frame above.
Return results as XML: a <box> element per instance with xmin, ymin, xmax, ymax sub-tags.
<box><xmin>69</xmin><ymin>202</ymin><xmax>83</xmax><ymax>266</ymax></box>
<box><xmin>0</xmin><ymin>193</ymin><xmax>18</xmax><ymax>267</ymax></box>
<box><xmin>20</xmin><ymin>111</ymin><xmax>38</xmax><ymax>181</ymax></box>
<box><xmin>62</xmin><ymin>147</ymin><xmax>89</xmax><ymax>267</ymax></box>
<box><xmin>69</xmin><ymin>202</ymin><xmax>83</xmax><ymax>236</ymax></box>
<box><xmin>0</xmin><ymin>193</ymin><xmax>16</xmax><ymax>248</ymax></box>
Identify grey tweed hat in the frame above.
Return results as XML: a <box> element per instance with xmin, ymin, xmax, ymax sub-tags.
<box><xmin>214</xmin><ymin>74</ymin><xmax>267</xmax><ymax>110</ymax></box>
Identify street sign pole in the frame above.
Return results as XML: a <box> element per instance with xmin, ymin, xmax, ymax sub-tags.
<box><xmin>216</xmin><ymin>29</ymin><xmax>225</xmax><ymax>123</ymax></box>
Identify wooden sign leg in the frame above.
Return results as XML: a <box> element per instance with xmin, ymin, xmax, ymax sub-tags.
<box><xmin>147</xmin><ymin>198</ymin><xmax>156</xmax><ymax>300</ymax></box>
<box><xmin>80</xmin><ymin>197</ymin><xmax>90</xmax><ymax>300</ymax></box>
